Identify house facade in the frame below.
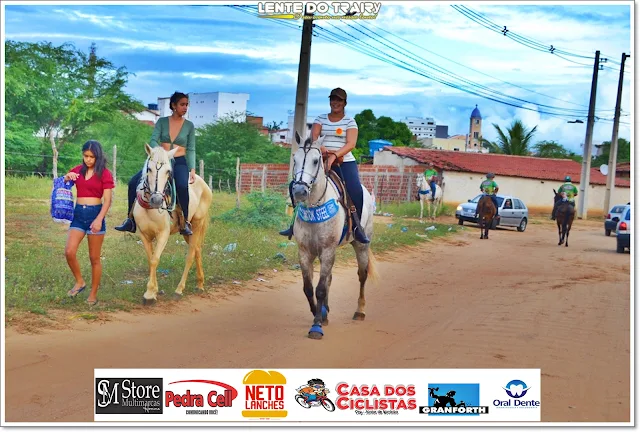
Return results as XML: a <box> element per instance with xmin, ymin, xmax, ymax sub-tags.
<box><xmin>374</xmin><ymin>147</ymin><xmax>630</xmax><ymax>214</ymax></box>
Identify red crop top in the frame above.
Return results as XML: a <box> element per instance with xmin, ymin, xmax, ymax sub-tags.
<box><xmin>70</xmin><ymin>165</ymin><xmax>115</xmax><ymax>198</ymax></box>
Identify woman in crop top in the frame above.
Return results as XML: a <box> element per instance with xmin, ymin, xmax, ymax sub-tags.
<box><xmin>279</xmin><ymin>87</ymin><xmax>370</xmax><ymax>244</ymax></box>
<box><xmin>115</xmin><ymin>91</ymin><xmax>196</xmax><ymax>236</ymax></box>
<box><xmin>63</xmin><ymin>140</ymin><xmax>114</xmax><ymax>305</ymax></box>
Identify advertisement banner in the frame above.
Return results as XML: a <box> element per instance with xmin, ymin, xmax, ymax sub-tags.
<box><xmin>94</xmin><ymin>368</ymin><xmax>541</xmax><ymax>423</ymax></box>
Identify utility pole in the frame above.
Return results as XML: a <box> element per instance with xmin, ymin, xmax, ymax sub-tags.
<box><xmin>603</xmin><ymin>52</ymin><xmax>630</xmax><ymax>215</ymax></box>
<box><xmin>577</xmin><ymin>50</ymin><xmax>601</xmax><ymax>220</ymax></box>
<box><xmin>287</xmin><ymin>12</ymin><xmax>314</xmax><ymax>181</ymax></box>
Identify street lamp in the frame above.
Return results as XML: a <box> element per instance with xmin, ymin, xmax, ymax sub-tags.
<box><xmin>567</xmin><ymin>119</ymin><xmax>584</xmax><ymax>124</ymax></box>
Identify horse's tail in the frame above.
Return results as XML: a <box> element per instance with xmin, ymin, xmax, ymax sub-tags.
<box><xmin>367</xmin><ymin>247</ymin><xmax>380</xmax><ymax>284</ymax></box>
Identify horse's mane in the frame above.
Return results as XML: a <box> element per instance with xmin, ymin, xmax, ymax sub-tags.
<box><xmin>148</xmin><ymin>146</ymin><xmax>171</xmax><ymax>164</ymax></box>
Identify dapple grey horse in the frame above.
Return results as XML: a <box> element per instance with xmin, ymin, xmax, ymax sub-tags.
<box><xmin>291</xmin><ymin>132</ymin><xmax>379</xmax><ymax>340</ymax></box>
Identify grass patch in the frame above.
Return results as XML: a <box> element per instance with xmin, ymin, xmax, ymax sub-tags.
<box><xmin>5</xmin><ymin>176</ymin><xmax>460</xmax><ymax>320</ymax></box>
<box><xmin>375</xmin><ymin>201</ymin><xmax>455</xmax><ymax>219</ymax></box>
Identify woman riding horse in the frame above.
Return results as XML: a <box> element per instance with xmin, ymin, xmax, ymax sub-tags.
<box><xmin>279</xmin><ymin>87</ymin><xmax>369</xmax><ymax>244</ymax></box>
<box><xmin>115</xmin><ymin>91</ymin><xmax>196</xmax><ymax>236</ymax></box>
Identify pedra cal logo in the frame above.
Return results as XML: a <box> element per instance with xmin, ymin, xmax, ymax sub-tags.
<box><xmin>165</xmin><ymin>379</ymin><xmax>239</xmax><ymax>416</ymax></box>
<box><xmin>242</xmin><ymin>370</ymin><xmax>288</xmax><ymax>419</ymax></box>
<box><xmin>335</xmin><ymin>383</ymin><xmax>417</xmax><ymax>416</ymax></box>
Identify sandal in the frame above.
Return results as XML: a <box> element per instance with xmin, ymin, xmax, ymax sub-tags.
<box><xmin>86</xmin><ymin>299</ymin><xmax>98</xmax><ymax>306</ymax></box>
<box><xmin>67</xmin><ymin>285</ymin><xmax>86</xmax><ymax>298</ymax></box>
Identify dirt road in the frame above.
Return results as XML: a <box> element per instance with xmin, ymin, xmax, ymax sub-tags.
<box><xmin>5</xmin><ymin>218</ymin><xmax>630</xmax><ymax>423</ymax></box>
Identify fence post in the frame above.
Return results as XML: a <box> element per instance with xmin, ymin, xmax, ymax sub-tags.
<box><xmin>208</xmin><ymin>175</ymin><xmax>213</xmax><ymax>190</ymax></box>
<box><xmin>235</xmin><ymin>157</ymin><xmax>241</xmax><ymax>209</ymax></box>
<box><xmin>199</xmin><ymin>159</ymin><xmax>204</xmax><ymax>179</ymax></box>
<box><xmin>406</xmin><ymin>173</ymin><xmax>413</xmax><ymax>201</ymax></box>
<box><xmin>218</xmin><ymin>179</ymin><xmax>222</xmax><ymax>192</ymax></box>
<box><xmin>374</xmin><ymin>167</ymin><xmax>379</xmax><ymax>212</ymax></box>
<box><xmin>112</xmin><ymin>145</ymin><xmax>117</xmax><ymax>185</ymax></box>
<box><xmin>261</xmin><ymin>165</ymin><xmax>267</xmax><ymax>192</ymax></box>
<box><xmin>227</xmin><ymin>178</ymin><xmax>230</xmax><ymax>192</ymax></box>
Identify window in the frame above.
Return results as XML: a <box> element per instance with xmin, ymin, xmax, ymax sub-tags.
<box><xmin>515</xmin><ymin>199</ymin><xmax>524</xmax><ymax>209</ymax></box>
<box><xmin>454</xmin><ymin>148</ymin><xmax>460</xmax><ymax>151</ymax></box>
<box><xmin>625</xmin><ymin>209</ymin><xmax>631</xmax><ymax>220</ymax></box>
<box><xmin>232</xmin><ymin>101</ymin><xmax>235</xmax><ymax>104</ymax></box>
<box><xmin>475</xmin><ymin>119</ymin><xmax>480</xmax><ymax>124</ymax></box>
<box><xmin>473</xmin><ymin>132</ymin><xmax>479</xmax><ymax>138</ymax></box>
<box><xmin>409</xmin><ymin>121</ymin><xmax>413</xmax><ymax>124</ymax></box>
<box><xmin>504</xmin><ymin>199</ymin><xmax>513</xmax><ymax>209</ymax></box>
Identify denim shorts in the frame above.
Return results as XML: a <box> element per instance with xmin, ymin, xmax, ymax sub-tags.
<box><xmin>69</xmin><ymin>204</ymin><xmax>106</xmax><ymax>235</ymax></box>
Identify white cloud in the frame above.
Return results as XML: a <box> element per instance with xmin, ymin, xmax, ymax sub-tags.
<box><xmin>54</xmin><ymin>9</ymin><xmax>129</xmax><ymax>30</ymax></box>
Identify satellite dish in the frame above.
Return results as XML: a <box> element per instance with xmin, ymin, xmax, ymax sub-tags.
<box><xmin>599</xmin><ymin>164</ymin><xmax>609</xmax><ymax>176</ymax></box>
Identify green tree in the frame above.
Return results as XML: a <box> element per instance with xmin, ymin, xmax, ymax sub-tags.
<box><xmin>4</xmin><ymin>40</ymin><xmax>143</xmax><ymax>177</ymax></box>
<box><xmin>352</xmin><ymin>109</ymin><xmax>414</xmax><ymax>159</ymax></box>
<box><xmin>481</xmin><ymin>119</ymin><xmax>538</xmax><ymax>155</ymax></box>
<box><xmin>5</xmin><ymin>115</ymin><xmax>46</xmax><ymax>175</ymax></box>
<box><xmin>532</xmin><ymin>140</ymin><xmax>581</xmax><ymax>162</ymax></box>
<box><xmin>593</xmin><ymin>138</ymin><xmax>631</xmax><ymax>166</ymax></box>
<box><xmin>196</xmin><ymin>114</ymin><xmax>290</xmax><ymax>184</ymax></box>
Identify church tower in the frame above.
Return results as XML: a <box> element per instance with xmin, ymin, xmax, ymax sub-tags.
<box><xmin>467</xmin><ymin>105</ymin><xmax>482</xmax><ymax>152</ymax></box>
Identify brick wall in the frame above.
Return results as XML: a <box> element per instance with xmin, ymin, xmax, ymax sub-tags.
<box><xmin>239</xmin><ymin>163</ymin><xmax>429</xmax><ymax>202</ymax></box>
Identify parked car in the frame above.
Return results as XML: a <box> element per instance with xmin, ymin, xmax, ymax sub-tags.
<box><xmin>605</xmin><ymin>204</ymin><xmax>628</xmax><ymax>236</ymax></box>
<box><xmin>455</xmin><ymin>194</ymin><xmax>529</xmax><ymax>232</ymax></box>
<box><xmin>616</xmin><ymin>205</ymin><xmax>631</xmax><ymax>253</ymax></box>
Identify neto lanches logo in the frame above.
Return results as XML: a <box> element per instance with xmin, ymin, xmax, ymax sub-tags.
<box><xmin>503</xmin><ymin>380</ymin><xmax>531</xmax><ymax>398</ymax></box>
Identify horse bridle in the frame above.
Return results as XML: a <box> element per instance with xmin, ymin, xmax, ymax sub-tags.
<box><xmin>293</xmin><ymin>145</ymin><xmax>329</xmax><ymax>208</ymax></box>
<box><xmin>139</xmin><ymin>158</ymin><xmax>173</xmax><ymax>212</ymax></box>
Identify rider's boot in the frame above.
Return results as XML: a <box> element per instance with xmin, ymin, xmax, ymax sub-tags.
<box><xmin>180</xmin><ymin>220</ymin><xmax>193</xmax><ymax>236</ymax></box>
<box><xmin>279</xmin><ymin>225</ymin><xmax>294</xmax><ymax>239</ymax></box>
<box><xmin>115</xmin><ymin>217</ymin><xmax>136</xmax><ymax>233</ymax></box>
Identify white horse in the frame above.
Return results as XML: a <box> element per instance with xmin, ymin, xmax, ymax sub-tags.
<box><xmin>291</xmin><ymin>132</ymin><xmax>379</xmax><ymax>340</ymax></box>
<box><xmin>133</xmin><ymin>144</ymin><xmax>213</xmax><ymax>304</ymax></box>
<box><xmin>416</xmin><ymin>173</ymin><xmax>443</xmax><ymax>220</ymax></box>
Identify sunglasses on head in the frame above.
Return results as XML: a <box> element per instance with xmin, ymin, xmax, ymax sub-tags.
<box><xmin>329</xmin><ymin>96</ymin><xmax>345</xmax><ymax>102</ymax></box>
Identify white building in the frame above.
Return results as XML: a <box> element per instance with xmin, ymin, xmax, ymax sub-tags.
<box><xmin>132</xmin><ymin>108</ymin><xmax>160</xmax><ymax>125</ymax></box>
<box><xmin>157</xmin><ymin>92</ymin><xmax>250</xmax><ymax>128</ymax></box>
<box><xmin>286</xmin><ymin>115</ymin><xmax>316</xmax><ymax>143</ymax></box>
<box><xmin>401</xmin><ymin>116</ymin><xmax>436</xmax><ymax>139</ymax></box>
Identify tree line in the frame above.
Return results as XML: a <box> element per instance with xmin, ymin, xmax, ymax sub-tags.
<box><xmin>6</xmin><ymin>40</ymin><xmax>628</xmax><ymax>183</ymax></box>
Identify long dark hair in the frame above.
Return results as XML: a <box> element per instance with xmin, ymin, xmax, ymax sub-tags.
<box><xmin>81</xmin><ymin>140</ymin><xmax>107</xmax><ymax>178</ymax></box>
<box><xmin>170</xmin><ymin>91</ymin><xmax>189</xmax><ymax>111</ymax></box>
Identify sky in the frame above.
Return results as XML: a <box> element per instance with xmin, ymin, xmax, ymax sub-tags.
<box><xmin>3</xmin><ymin>1</ymin><xmax>633</xmax><ymax>153</ymax></box>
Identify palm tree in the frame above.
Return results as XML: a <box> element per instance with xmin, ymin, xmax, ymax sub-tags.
<box><xmin>481</xmin><ymin>119</ymin><xmax>538</xmax><ymax>155</ymax></box>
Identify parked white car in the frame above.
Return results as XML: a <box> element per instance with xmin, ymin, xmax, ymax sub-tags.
<box><xmin>455</xmin><ymin>194</ymin><xmax>529</xmax><ymax>232</ymax></box>
<box><xmin>616</xmin><ymin>205</ymin><xmax>631</xmax><ymax>253</ymax></box>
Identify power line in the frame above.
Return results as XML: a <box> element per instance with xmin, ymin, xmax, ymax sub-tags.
<box><xmin>229</xmin><ymin>6</ymin><xmax>629</xmax><ymax>124</ymax></box>
<box><xmin>452</xmin><ymin>5</ymin><xmax>630</xmax><ymax>74</ymax></box>
<box><xmin>351</xmin><ymin>19</ymin><xmax>608</xmax><ymax>112</ymax></box>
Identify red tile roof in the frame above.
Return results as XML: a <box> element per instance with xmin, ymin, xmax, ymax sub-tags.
<box><xmin>616</xmin><ymin>162</ymin><xmax>631</xmax><ymax>172</ymax></box>
<box><xmin>385</xmin><ymin>147</ymin><xmax>630</xmax><ymax>187</ymax></box>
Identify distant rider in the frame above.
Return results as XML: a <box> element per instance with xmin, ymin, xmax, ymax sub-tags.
<box><xmin>551</xmin><ymin>175</ymin><xmax>578</xmax><ymax>220</ymax></box>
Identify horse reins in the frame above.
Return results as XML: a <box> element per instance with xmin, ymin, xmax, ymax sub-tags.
<box><xmin>138</xmin><ymin>157</ymin><xmax>173</xmax><ymax>213</ymax></box>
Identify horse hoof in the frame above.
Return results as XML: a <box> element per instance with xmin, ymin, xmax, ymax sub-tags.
<box><xmin>353</xmin><ymin>312</ymin><xmax>366</xmax><ymax>321</ymax></box>
<box><xmin>142</xmin><ymin>297</ymin><xmax>156</xmax><ymax>306</ymax></box>
<box><xmin>308</xmin><ymin>324</ymin><xmax>324</xmax><ymax>339</ymax></box>
<box><xmin>173</xmin><ymin>293</ymin><xmax>183</xmax><ymax>301</ymax></box>
<box><xmin>195</xmin><ymin>288</ymin><xmax>205</xmax><ymax>295</ymax></box>
<box><xmin>158</xmin><ymin>290</ymin><xmax>166</xmax><ymax>296</ymax></box>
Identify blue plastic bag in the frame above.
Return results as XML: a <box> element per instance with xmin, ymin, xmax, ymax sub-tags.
<box><xmin>51</xmin><ymin>176</ymin><xmax>75</xmax><ymax>224</ymax></box>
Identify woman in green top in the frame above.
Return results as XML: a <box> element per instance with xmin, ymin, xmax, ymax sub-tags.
<box><xmin>115</xmin><ymin>91</ymin><xmax>197</xmax><ymax>235</ymax></box>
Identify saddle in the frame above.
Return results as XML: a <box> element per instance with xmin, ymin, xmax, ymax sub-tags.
<box><xmin>326</xmin><ymin>169</ymin><xmax>355</xmax><ymax>244</ymax></box>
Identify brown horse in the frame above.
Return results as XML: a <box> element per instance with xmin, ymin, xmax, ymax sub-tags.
<box><xmin>476</xmin><ymin>194</ymin><xmax>497</xmax><ymax>239</ymax></box>
<box><xmin>553</xmin><ymin>189</ymin><xmax>575</xmax><ymax>247</ymax></box>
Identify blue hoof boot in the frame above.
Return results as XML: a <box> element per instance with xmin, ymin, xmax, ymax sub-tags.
<box><xmin>308</xmin><ymin>324</ymin><xmax>324</xmax><ymax>339</ymax></box>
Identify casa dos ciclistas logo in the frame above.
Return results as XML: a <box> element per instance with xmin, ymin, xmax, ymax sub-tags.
<box><xmin>242</xmin><ymin>370</ymin><xmax>287</xmax><ymax>419</ymax></box>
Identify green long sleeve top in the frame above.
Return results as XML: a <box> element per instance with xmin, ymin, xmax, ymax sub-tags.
<box><xmin>149</xmin><ymin>116</ymin><xmax>196</xmax><ymax>170</ymax></box>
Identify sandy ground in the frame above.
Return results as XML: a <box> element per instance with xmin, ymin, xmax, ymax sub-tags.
<box><xmin>4</xmin><ymin>217</ymin><xmax>631</xmax><ymax>423</ymax></box>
